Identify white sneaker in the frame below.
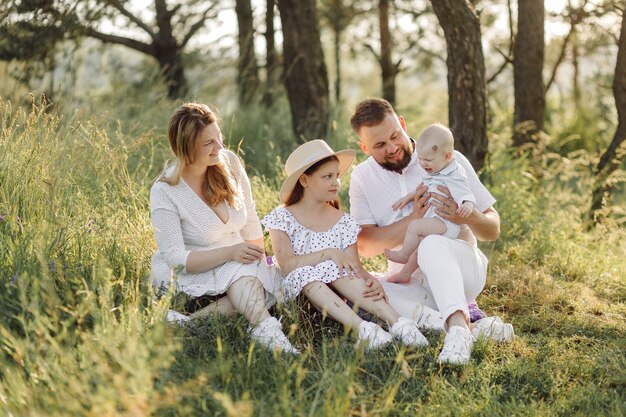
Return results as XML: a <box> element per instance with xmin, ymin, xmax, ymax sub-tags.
<box><xmin>438</xmin><ymin>326</ymin><xmax>475</xmax><ymax>365</ymax></box>
<box><xmin>471</xmin><ymin>316</ymin><xmax>515</xmax><ymax>343</ymax></box>
<box><xmin>413</xmin><ymin>304</ymin><xmax>445</xmax><ymax>331</ymax></box>
<box><xmin>390</xmin><ymin>317</ymin><xmax>429</xmax><ymax>347</ymax></box>
<box><xmin>249</xmin><ymin>317</ymin><xmax>300</xmax><ymax>355</ymax></box>
<box><xmin>356</xmin><ymin>321</ymin><xmax>393</xmax><ymax>350</ymax></box>
<box><xmin>166</xmin><ymin>309</ymin><xmax>191</xmax><ymax>326</ymax></box>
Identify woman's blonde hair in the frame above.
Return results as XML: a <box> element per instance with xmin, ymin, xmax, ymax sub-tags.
<box><xmin>161</xmin><ymin>103</ymin><xmax>240</xmax><ymax>208</ymax></box>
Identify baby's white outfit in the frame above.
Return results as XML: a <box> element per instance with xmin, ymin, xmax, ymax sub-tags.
<box><xmin>150</xmin><ymin>150</ymin><xmax>282</xmax><ymax>301</ymax></box>
<box><xmin>261</xmin><ymin>207</ymin><xmax>360</xmax><ymax>301</ymax></box>
<box><xmin>422</xmin><ymin>159</ymin><xmax>476</xmax><ymax>239</ymax></box>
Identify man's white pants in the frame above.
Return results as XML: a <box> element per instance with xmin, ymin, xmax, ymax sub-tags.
<box><xmin>381</xmin><ymin>235</ymin><xmax>488</xmax><ymax>327</ymax></box>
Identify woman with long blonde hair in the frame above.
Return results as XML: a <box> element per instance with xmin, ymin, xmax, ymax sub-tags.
<box><xmin>150</xmin><ymin>103</ymin><xmax>297</xmax><ymax>354</ymax></box>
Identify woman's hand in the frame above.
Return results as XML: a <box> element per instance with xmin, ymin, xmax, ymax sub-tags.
<box><xmin>327</xmin><ymin>248</ymin><xmax>361</xmax><ymax>279</ymax></box>
<box><xmin>230</xmin><ymin>242</ymin><xmax>263</xmax><ymax>264</ymax></box>
<box><xmin>362</xmin><ymin>272</ymin><xmax>388</xmax><ymax>302</ymax></box>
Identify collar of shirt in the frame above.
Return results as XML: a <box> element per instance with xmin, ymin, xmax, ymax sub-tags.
<box><xmin>431</xmin><ymin>158</ymin><xmax>459</xmax><ymax>176</ymax></box>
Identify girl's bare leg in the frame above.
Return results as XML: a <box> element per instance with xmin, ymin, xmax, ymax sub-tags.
<box><xmin>302</xmin><ymin>281</ymin><xmax>363</xmax><ymax>330</ymax></box>
<box><xmin>331</xmin><ymin>277</ymin><xmax>401</xmax><ymax>326</ymax></box>
<box><xmin>384</xmin><ymin>218</ymin><xmax>447</xmax><ymax>263</ymax></box>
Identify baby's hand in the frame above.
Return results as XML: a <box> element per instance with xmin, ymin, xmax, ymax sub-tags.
<box><xmin>457</xmin><ymin>201</ymin><xmax>474</xmax><ymax>218</ymax></box>
<box><xmin>392</xmin><ymin>194</ymin><xmax>413</xmax><ymax>211</ymax></box>
<box><xmin>392</xmin><ymin>198</ymin><xmax>405</xmax><ymax>211</ymax></box>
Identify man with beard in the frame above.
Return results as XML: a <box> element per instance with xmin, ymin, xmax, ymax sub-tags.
<box><xmin>348</xmin><ymin>98</ymin><xmax>511</xmax><ymax>364</ymax></box>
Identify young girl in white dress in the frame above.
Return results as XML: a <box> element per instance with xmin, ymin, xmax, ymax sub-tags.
<box><xmin>150</xmin><ymin>103</ymin><xmax>298</xmax><ymax>354</ymax></box>
<box><xmin>262</xmin><ymin>140</ymin><xmax>429</xmax><ymax>350</ymax></box>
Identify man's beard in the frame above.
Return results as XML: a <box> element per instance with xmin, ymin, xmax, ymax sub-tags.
<box><xmin>379</xmin><ymin>144</ymin><xmax>413</xmax><ymax>173</ymax></box>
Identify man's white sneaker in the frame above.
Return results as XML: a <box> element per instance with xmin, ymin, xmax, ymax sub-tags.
<box><xmin>390</xmin><ymin>317</ymin><xmax>429</xmax><ymax>347</ymax></box>
<box><xmin>438</xmin><ymin>326</ymin><xmax>475</xmax><ymax>365</ymax></box>
<box><xmin>166</xmin><ymin>309</ymin><xmax>191</xmax><ymax>326</ymax></box>
<box><xmin>249</xmin><ymin>317</ymin><xmax>300</xmax><ymax>355</ymax></box>
<box><xmin>471</xmin><ymin>316</ymin><xmax>515</xmax><ymax>343</ymax></box>
<box><xmin>356</xmin><ymin>321</ymin><xmax>393</xmax><ymax>350</ymax></box>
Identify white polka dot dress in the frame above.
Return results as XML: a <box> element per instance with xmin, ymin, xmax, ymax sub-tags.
<box><xmin>261</xmin><ymin>207</ymin><xmax>360</xmax><ymax>301</ymax></box>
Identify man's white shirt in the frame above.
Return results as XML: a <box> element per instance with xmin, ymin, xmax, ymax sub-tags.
<box><xmin>349</xmin><ymin>146</ymin><xmax>496</xmax><ymax>265</ymax></box>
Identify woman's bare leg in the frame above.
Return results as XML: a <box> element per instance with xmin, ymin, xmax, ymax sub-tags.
<box><xmin>190</xmin><ymin>296</ymin><xmax>238</xmax><ymax>319</ymax></box>
<box><xmin>225</xmin><ymin>275</ymin><xmax>271</xmax><ymax>326</ymax></box>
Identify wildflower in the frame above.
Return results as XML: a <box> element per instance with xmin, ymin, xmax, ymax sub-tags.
<box><xmin>10</xmin><ymin>273</ymin><xmax>17</xmax><ymax>285</ymax></box>
<box><xmin>266</xmin><ymin>255</ymin><xmax>274</xmax><ymax>266</ymax></box>
<box><xmin>49</xmin><ymin>261</ymin><xmax>56</xmax><ymax>273</ymax></box>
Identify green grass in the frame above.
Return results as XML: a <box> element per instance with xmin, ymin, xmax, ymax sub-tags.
<box><xmin>0</xmin><ymin>96</ymin><xmax>625</xmax><ymax>416</ymax></box>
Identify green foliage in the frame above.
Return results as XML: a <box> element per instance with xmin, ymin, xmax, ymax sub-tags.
<box><xmin>0</xmin><ymin>97</ymin><xmax>625</xmax><ymax>416</ymax></box>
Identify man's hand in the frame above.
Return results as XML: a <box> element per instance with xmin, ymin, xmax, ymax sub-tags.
<box><xmin>457</xmin><ymin>201</ymin><xmax>475</xmax><ymax>218</ymax></box>
<box><xmin>430</xmin><ymin>185</ymin><xmax>471</xmax><ymax>225</ymax></box>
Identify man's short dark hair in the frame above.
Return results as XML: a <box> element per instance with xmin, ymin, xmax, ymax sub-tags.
<box><xmin>350</xmin><ymin>98</ymin><xmax>395</xmax><ymax>133</ymax></box>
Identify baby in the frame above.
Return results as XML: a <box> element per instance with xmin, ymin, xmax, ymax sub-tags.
<box><xmin>384</xmin><ymin>123</ymin><xmax>476</xmax><ymax>283</ymax></box>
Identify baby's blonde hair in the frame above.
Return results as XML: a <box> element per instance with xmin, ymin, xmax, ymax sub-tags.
<box><xmin>417</xmin><ymin>123</ymin><xmax>454</xmax><ymax>155</ymax></box>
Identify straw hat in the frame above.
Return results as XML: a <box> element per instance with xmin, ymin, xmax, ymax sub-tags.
<box><xmin>279</xmin><ymin>139</ymin><xmax>356</xmax><ymax>203</ymax></box>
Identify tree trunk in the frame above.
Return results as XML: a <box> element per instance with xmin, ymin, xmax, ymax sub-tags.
<box><xmin>154</xmin><ymin>0</ymin><xmax>187</xmax><ymax>99</ymax></box>
<box><xmin>334</xmin><ymin>26</ymin><xmax>342</xmax><ymax>103</ymax></box>
<box><xmin>590</xmin><ymin>13</ymin><xmax>626</xmax><ymax>224</ymax></box>
<box><xmin>262</xmin><ymin>0</ymin><xmax>277</xmax><ymax>107</ymax></box>
<box><xmin>513</xmin><ymin>0</ymin><xmax>545</xmax><ymax>147</ymax></box>
<box><xmin>431</xmin><ymin>0</ymin><xmax>488</xmax><ymax>171</ymax></box>
<box><xmin>276</xmin><ymin>0</ymin><xmax>330</xmax><ymax>143</ymax></box>
<box><xmin>572</xmin><ymin>31</ymin><xmax>581</xmax><ymax>108</ymax></box>
<box><xmin>379</xmin><ymin>0</ymin><xmax>396</xmax><ymax>106</ymax></box>
<box><xmin>236</xmin><ymin>0</ymin><xmax>261</xmax><ymax>106</ymax></box>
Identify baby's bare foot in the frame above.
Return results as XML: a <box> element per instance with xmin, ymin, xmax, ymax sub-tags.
<box><xmin>385</xmin><ymin>272</ymin><xmax>411</xmax><ymax>283</ymax></box>
<box><xmin>411</xmin><ymin>269</ymin><xmax>426</xmax><ymax>285</ymax></box>
<box><xmin>383</xmin><ymin>248</ymin><xmax>410</xmax><ymax>264</ymax></box>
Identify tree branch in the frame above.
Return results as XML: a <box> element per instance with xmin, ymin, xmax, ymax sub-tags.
<box><xmin>181</xmin><ymin>5</ymin><xmax>217</xmax><ymax>48</ymax></box>
<box><xmin>487</xmin><ymin>57</ymin><xmax>512</xmax><ymax>84</ymax></box>
<box><xmin>105</xmin><ymin>0</ymin><xmax>156</xmax><ymax>39</ymax></box>
<box><xmin>364</xmin><ymin>43</ymin><xmax>380</xmax><ymax>63</ymax></box>
<box><xmin>545</xmin><ymin>0</ymin><xmax>589</xmax><ymax>93</ymax></box>
<box><xmin>86</xmin><ymin>28</ymin><xmax>154</xmax><ymax>55</ymax></box>
<box><xmin>488</xmin><ymin>0</ymin><xmax>514</xmax><ymax>85</ymax></box>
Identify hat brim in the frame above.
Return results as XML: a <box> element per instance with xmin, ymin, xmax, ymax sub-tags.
<box><xmin>279</xmin><ymin>149</ymin><xmax>356</xmax><ymax>204</ymax></box>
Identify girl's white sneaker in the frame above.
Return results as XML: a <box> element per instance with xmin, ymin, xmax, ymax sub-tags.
<box><xmin>356</xmin><ymin>321</ymin><xmax>393</xmax><ymax>350</ymax></box>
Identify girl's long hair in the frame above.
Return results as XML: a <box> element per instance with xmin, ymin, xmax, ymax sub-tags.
<box><xmin>284</xmin><ymin>156</ymin><xmax>340</xmax><ymax>210</ymax></box>
<box><xmin>161</xmin><ymin>103</ymin><xmax>240</xmax><ymax>208</ymax></box>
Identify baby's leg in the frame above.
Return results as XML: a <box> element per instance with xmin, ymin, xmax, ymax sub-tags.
<box><xmin>302</xmin><ymin>281</ymin><xmax>363</xmax><ymax>330</ymax></box>
<box><xmin>386</xmin><ymin>249</ymin><xmax>418</xmax><ymax>283</ymax></box>
<box><xmin>385</xmin><ymin>218</ymin><xmax>447</xmax><ymax>263</ymax></box>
